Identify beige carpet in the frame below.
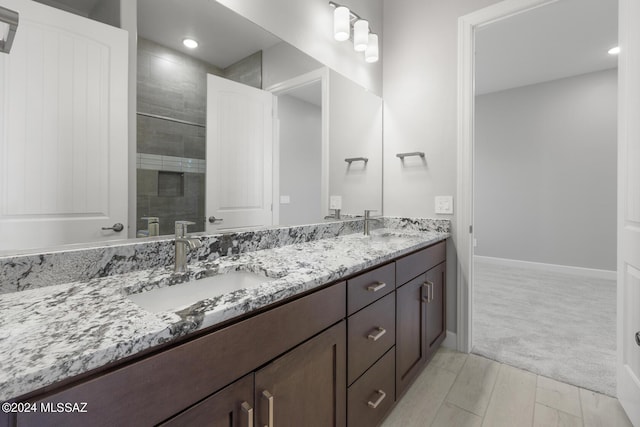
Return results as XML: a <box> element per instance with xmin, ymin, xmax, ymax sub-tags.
<box><xmin>472</xmin><ymin>259</ymin><xmax>616</xmax><ymax>396</ymax></box>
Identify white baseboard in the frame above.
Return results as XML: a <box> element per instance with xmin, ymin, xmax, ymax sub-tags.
<box><xmin>474</xmin><ymin>255</ymin><xmax>617</xmax><ymax>280</ymax></box>
<box><xmin>442</xmin><ymin>330</ymin><xmax>457</xmax><ymax>350</ymax></box>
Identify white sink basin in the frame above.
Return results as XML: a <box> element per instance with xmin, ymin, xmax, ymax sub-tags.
<box><xmin>127</xmin><ymin>271</ymin><xmax>274</xmax><ymax>313</ymax></box>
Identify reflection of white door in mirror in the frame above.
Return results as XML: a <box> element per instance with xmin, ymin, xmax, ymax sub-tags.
<box><xmin>0</xmin><ymin>0</ymin><xmax>128</xmax><ymax>252</ymax></box>
<box><xmin>206</xmin><ymin>74</ymin><xmax>273</xmax><ymax>232</ymax></box>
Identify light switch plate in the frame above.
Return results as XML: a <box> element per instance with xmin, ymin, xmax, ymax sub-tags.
<box><xmin>330</xmin><ymin>195</ymin><xmax>342</xmax><ymax>209</ymax></box>
<box><xmin>280</xmin><ymin>195</ymin><xmax>290</xmax><ymax>204</ymax></box>
<box><xmin>435</xmin><ymin>196</ymin><xmax>453</xmax><ymax>214</ymax></box>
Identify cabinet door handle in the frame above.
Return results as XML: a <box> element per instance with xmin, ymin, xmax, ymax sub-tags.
<box><xmin>421</xmin><ymin>282</ymin><xmax>430</xmax><ymax>303</ymax></box>
<box><xmin>425</xmin><ymin>280</ymin><xmax>434</xmax><ymax>303</ymax></box>
<box><xmin>262</xmin><ymin>390</ymin><xmax>274</xmax><ymax>427</ymax></box>
<box><xmin>367</xmin><ymin>281</ymin><xmax>386</xmax><ymax>292</ymax></box>
<box><xmin>367</xmin><ymin>389</ymin><xmax>387</xmax><ymax>409</ymax></box>
<box><xmin>636</xmin><ymin>331</ymin><xmax>640</xmax><ymax>347</ymax></box>
<box><xmin>241</xmin><ymin>401</ymin><xmax>253</xmax><ymax>427</ymax></box>
<box><xmin>367</xmin><ymin>327</ymin><xmax>387</xmax><ymax>341</ymax></box>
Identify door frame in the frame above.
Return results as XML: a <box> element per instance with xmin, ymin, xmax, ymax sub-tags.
<box><xmin>455</xmin><ymin>0</ymin><xmax>560</xmax><ymax>353</ymax></box>
<box><xmin>265</xmin><ymin>67</ymin><xmax>329</xmax><ymax>225</ymax></box>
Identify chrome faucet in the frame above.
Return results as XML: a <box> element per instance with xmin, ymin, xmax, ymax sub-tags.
<box><xmin>324</xmin><ymin>208</ymin><xmax>341</xmax><ymax>220</ymax></box>
<box><xmin>174</xmin><ymin>221</ymin><xmax>202</xmax><ymax>273</ymax></box>
<box><xmin>363</xmin><ymin>209</ymin><xmax>382</xmax><ymax>236</ymax></box>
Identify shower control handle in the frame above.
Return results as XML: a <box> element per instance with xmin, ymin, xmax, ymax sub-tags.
<box><xmin>102</xmin><ymin>223</ymin><xmax>124</xmax><ymax>232</ymax></box>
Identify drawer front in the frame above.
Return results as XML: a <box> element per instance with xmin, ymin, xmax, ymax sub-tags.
<box><xmin>396</xmin><ymin>240</ymin><xmax>446</xmax><ymax>285</ymax></box>
<box><xmin>347</xmin><ymin>348</ymin><xmax>395</xmax><ymax>427</ymax></box>
<box><xmin>347</xmin><ymin>292</ymin><xmax>396</xmax><ymax>385</ymax></box>
<box><xmin>16</xmin><ymin>282</ymin><xmax>346</xmax><ymax>427</ymax></box>
<box><xmin>347</xmin><ymin>262</ymin><xmax>395</xmax><ymax>315</ymax></box>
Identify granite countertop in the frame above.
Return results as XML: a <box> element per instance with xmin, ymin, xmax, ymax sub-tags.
<box><xmin>0</xmin><ymin>228</ymin><xmax>448</xmax><ymax>401</ymax></box>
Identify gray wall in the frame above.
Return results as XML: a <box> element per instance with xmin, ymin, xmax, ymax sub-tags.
<box><xmin>474</xmin><ymin>69</ymin><xmax>617</xmax><ymax>270</ymax></box>
<box><xmin>382</xmin><ymin>0</ymin><xmax>503</xmax><ymax>334</ymax></box>
<box><xmin>278</xmin><ymin>95</ymin><xmax>322</xmax><ymax>225</ymax></box>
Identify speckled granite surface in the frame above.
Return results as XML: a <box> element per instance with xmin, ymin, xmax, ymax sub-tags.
<box><xmin>0</xmin><ymin>219</ymin><xmax>449</xmax><ymax>401</ymax></box>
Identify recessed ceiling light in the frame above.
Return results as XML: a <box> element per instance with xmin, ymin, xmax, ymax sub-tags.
<box><xmin>183</xmin><ymin>38</ymin><xmax>198</xmax><ymax>49</ymax></box>
<box><xmin>608</xmin><ymin>46</ymin><xmax>620</xmax><ymax>55</ymax></box>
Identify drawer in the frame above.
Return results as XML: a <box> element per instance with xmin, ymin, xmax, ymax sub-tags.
<box><xmin>396</xmin><ymin>240</ymin><xmax>446</xmax><ymax>285</ymax></box>
<box><xmin>347</xmin><ymin>348</ymin><xmax>395</xmax><ymax>427</ymax></box>
<box><xmin>347</xmin><ymin>292</ymin><xmax>396</xmax><ymax>385</ymax></box>
<box><xmin>16</xmin><ymin>282</ymin><xmax>346</xmax><ymax>427</ymax></box>
<box><xmin>347</xmin><ymin>262</ymin><xmax>395</xmax><ymax>315</ymax></box>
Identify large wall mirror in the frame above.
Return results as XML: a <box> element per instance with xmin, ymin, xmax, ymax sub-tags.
<box><xmin>0</xmin><ymin>0</ymin><xmax>382</xmax><ymax>253</ymax></box>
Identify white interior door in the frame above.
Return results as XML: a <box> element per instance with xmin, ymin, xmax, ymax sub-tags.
<box><xmin>206</xmin><ymin>74</ymin><xmax>273</xmax><ymax>231</ymax></box>
<box><xmin>617</xmin><ymin>0</ymin><xmax>640</xmax><ymax>424</ymax></box>
<box><xmin>0</xmin><ymin>0</ymin><xmax>128</xmax><ymax>252</ymax></box>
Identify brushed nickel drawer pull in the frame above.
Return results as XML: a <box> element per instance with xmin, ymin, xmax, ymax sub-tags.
<box><xmin>367</xmin><ymin>327</ymin><xmax>387</xmax><ymax>341</ymax></box>
<box><xmin>262</xmin><ymin>390</ymin><xmax>274</xmax><ymax>427</ymax></box>
<box><xmin>367</xmin><ymin>389</ymin><xmax>387</xmax><ymax>409</ymax></box>
<box><xmin>367</xmin><ymin>282</ymin><xmax>386</xmax><ymax>292</ymax></box>
<box><xmin>241</xmin><ymin>401</ymin><xmax>253</xmax><ymax>427</ymax></box>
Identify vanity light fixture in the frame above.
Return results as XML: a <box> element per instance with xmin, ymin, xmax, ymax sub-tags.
<box><xmin>0</xmin><ymin>5</ymin><xmax>19</xmax><ymax>54</ymax></box>
<box><xmin>608</xmin><ymin>46</ymin><xmax>620</xmax><ymax>55</ymax></box>
<box><xmin>329</xmin><ymin>1</ymin><xmax>379</xmax><ymax>63</ymax></box>
<box><xmin>182</xmin><ymin>38</ymin><xmax>198</xmax><ymax>49</ymax></box>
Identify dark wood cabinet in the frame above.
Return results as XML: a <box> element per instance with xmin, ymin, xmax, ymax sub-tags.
<box><xmin>395</xmin><ymin>273</ymin><xmax>428</xmax><ymax>397</ymax></box>
<box><xmin>159</xmin><ymin>374</ymin><xmax>254</xmax><ymax>427</ymax></box>
<box><xmin>347</xmin><ymin>349</ymin><xmax>395</xmax><ymax>427</ymax></box>
<box><xmin>255</xmin><ymin>321</ymin><xmax>346</xmax><ymax>427</ymax></box>
<box><xmin>426</xmin><ymin>262</ymin><xmax>446</xmax><ymax>356</ymax></box>
<box><xmin>395</xmin><ymin>241</ymin><xmax>447</xmax><ymax>398</ymax></box>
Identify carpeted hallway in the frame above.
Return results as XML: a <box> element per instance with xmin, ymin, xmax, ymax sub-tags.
<box><xmin>472</xmin><ymin>259</ymin><xmax>616</xmax><ymax>396</ymax></box>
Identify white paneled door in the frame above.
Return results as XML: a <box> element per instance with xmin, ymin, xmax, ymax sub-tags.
<box><xmin>206</xmin><ymin>74</ymin><xmax>273</xmax><ymax>232</ymax></box>
<box><xmin>0</xmin><ymin>0</ymin><xmax>128</xmax><ymax>252</ymax></box>
<box><xmin>618</xmin><ymin>0</ymin><xmax>640</xmax><ymax>424</ymax></box>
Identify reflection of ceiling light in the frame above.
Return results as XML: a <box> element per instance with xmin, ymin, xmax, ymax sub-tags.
<box><xmin>608</xmin><ymin>46</ymin><xmax>620</xmax><ymax>55</ymax></box>
<box><xmin>183</xmin><ymin>38</ymin><xmax>198</xmax><ymax>49</ymax></box>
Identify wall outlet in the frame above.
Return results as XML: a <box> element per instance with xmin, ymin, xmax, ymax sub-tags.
<box><xmin>280</xmin><ymin>195</ymin><xmax>291</xmax><ymax>204</ymax></box>
<box><xmin>330</xmin><ymin>195</ymin><xmax>342</xmax><ymax>210</ymax></box>
<box><xmin>435</xmin><ymin>196</ymin><xmax>454</xmax><ymax>214</ymax></box>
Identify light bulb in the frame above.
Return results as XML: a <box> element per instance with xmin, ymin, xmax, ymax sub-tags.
<box><xmin>354</xmin><ymin>19</ymin><xmax>369</xmax><ymax>52</ymax></box>
<box><xmin>334</xmin><ymin>6</ymin><xmax>350</xmax><ymax>42</ymax></box>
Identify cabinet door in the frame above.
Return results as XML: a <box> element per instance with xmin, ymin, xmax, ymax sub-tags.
<box><xmin>160</xmin><ymin>374</ymin><xmax>254</xmax><ymax>427</ymax></box>
<box><xmin>395</xmin><ymin>274</ymin><xmax>428</xmax><ymax>397</ymax></box>
<box><xmin>426</xmin><ymin>262</ymin><xmax>446</xmax><ymax>356</ymax></box>
<box><xmin>255</xmin><ymin>321</ymin><xmax>346</xmax><ymax>427</ymax></box>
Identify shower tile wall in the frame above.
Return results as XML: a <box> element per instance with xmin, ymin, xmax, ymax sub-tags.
<box><xmin>136</xmin><ymin>38</ymin><xmax>263</xmax><ymax>236</ymax></box>
<box><xmin>136</xmin><ymin>38</ymin><xmax>220</xmax><ymax>235</ymax></box>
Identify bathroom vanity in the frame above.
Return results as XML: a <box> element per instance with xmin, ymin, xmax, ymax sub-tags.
<box><xmin>0</xmin><ymin>221</ymin><xmax>448</xmax><ymax>427</ymax></box>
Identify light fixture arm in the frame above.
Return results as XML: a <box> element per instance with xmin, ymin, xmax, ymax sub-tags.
<box><xmin>328</xmin><ymin>1</ymin><xmax>375</xmax><ymax>34</ymax></box>
<box><xmin>0</xmin><ymin>5</ymin><xmax>19</xmax><ymax>54</ymax></box>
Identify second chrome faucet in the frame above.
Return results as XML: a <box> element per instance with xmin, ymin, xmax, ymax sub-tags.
<box><xmin>174</xmin><ymin>221</ymin><xmax>202</xmax><ymax>273</ymax></box>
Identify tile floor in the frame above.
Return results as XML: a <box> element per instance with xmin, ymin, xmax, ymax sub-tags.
<box><xmin>381</xmin><ymin>348</ymin><xmax>633</xmax><ymax>427</ymax></box>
